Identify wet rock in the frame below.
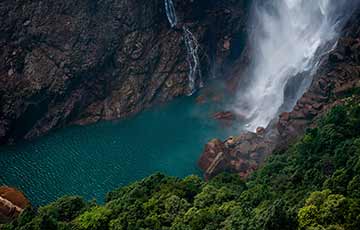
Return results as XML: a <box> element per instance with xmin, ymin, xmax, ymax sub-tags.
<box><xmin>198</xmin><ymin>131</ymin><xmax>277</xmax><ymax>180</ymax></box>
<box><xmin>329</xmin><ymin>52</ymin><xmax>345</xmax><ymax>62</ymax></box>
<box><xmin>198</xmin><ymin>139</ymin><xmax>228</xmax><ymax>173</ymax></box>
<box><xmin>212</xmin><ymin>111</ymin><xmax>235</xmax><ymax>121</ymax></box>
<box><xmin>256</xmin><ymin>127</ymin><xmax>265</xmax><ymax>135</ymax></box>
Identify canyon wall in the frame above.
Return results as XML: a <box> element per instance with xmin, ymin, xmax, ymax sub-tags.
<box><xmin>0</xmin><ymin>0</ymin><xmax>250</xmax><ymax>144</ymax></box>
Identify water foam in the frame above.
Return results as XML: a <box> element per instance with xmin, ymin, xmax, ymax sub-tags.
<box><xmin>235</xmin><ymin>0</ymin><xmax>356</xmax><ymax>131</ymax></box>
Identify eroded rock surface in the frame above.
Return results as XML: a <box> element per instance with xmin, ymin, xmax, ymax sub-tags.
<box><xmin>0</xmin><ymin>0</ymin><xmax>250</xmax><ymax>144</ymax></box>
<box><xmin>199</xmin><ymin>131</ymin><xmax>277</xmax><ymax>180</ymax></box>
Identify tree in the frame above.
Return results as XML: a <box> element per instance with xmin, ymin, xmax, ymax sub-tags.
<box><xmin>74</xmin><ymin>206</ymin><xmax>112</xmax><ymax>230</ymax></box>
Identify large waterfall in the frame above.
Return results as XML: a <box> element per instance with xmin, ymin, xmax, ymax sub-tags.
<box><xmin>234</xmin><ymin>0</ymin><xmax>356</xmax><ymax>131</ymax></box>
<box><xmin>164</xmin><ymin>0</ymin><xmax>202</xmax><ymax>95</ymax></box>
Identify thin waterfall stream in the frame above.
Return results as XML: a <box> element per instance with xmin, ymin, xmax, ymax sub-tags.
<box><xmin>164</xmin><ymin>0</ymin><xmax>202</xmax><ymax>95</ymax></box>
<box><xmin>164</xmin><ymin>0</ymin><xmax>177</xmax><ymax>28</ymax></box>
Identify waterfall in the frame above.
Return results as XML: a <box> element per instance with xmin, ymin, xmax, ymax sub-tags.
<box><xmin>234</xmin><ymin>0</ymin><xmax>357</xmax><ymax>131</ymax></box>
<box><xmin>164</xmin><ymin>0</ymin><xmax>177</xmax><ymax>28</ymax></box>
<box><xmin>183</xmin><ymin>26</ymin><xmax>202</xmax><ymax>95</ymax></box>
<box><xmin>164</xmin><ymin>0</ymin><xmax>202</xmax><ymax>95</ymax></box>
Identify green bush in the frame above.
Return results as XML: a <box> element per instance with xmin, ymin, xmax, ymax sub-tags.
<box><xmin>74</xmin><ymin>206</ymin><xmax>112</xmax><ymax>230</ymax></box>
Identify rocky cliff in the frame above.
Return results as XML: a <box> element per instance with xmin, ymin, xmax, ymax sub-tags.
<box><xmin>199</xmin><ymin>8</ymin><xmax>360</xmax><ymax>180</ymax></box>
<box><xmin>0</xmin><ymin>0</ymin><xmax>250</xmax><ymax>144</ymax></box>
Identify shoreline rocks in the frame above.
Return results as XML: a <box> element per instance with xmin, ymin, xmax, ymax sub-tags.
<box><xmin>198</xmin><ymin>132</ymin><xmax>277</xmax><ymax>180</ymax></box>
<box><xmin>0</xmin><ymin>186</ymin><xmax>30</xmax><ymax>224</ymax></box>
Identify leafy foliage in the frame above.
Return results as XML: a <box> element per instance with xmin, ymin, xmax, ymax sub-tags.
<box><xmin>3</xmin><ymin>98</ymin><xmax>360</xmax><ymax>230</ymax></box>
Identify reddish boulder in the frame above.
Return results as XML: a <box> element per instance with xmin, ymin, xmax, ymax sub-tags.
<box><xmin>198</xmin><ymin>132</ymin><xmax>277</xmax><ymax>180</ymax></box>
<box><xmin>198</xmin><ymin>139</ymin><xmax>228</xmax><ymax>171</ymax></box>
<box><xmin>256</xmin><ymin>127</ymin><xmax>265</xmax><ymax>135</ymax></box>
<box><xmin>212</xmin><ymin>111</ymin><xmax>235</xmax><ymax>121</ymax></box>
<box><xmin>0</xmin><ymin>186</ymin><xmax>30</xmax><ymax>224</ymax></box>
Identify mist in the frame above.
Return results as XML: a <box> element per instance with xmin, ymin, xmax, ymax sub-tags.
<box><xmin>234</xmin><ymin>0</ymin><xmax>356</xmax><ymax>131</ymax></box>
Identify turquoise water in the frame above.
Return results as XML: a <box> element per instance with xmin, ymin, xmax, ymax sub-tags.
<box><xmin>0</xmin><ymin>96</ymin><xmax>234</xmax><ymax>207</ymax></box>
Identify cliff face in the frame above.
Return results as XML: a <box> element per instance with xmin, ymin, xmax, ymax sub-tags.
<box><xmin>199</xmin><ymin>8</ymin><xmax>360</xmax><ymax>180</ymax></box>
<box><xmin>0</xmin><ymin>0</ymin><xmax>250</xmax><ymax>144</ymax></box>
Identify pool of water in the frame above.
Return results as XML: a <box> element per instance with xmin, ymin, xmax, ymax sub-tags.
<box><xmin>0</xmin><ymin>95</ymin><xmax>235</xmax><ymax>206</ymax></box>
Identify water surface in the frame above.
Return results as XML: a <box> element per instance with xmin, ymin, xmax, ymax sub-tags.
<box><xmin>0</xmin><ymin>95</ymin><xmax>234</xmax><ymax>206</ymax></box>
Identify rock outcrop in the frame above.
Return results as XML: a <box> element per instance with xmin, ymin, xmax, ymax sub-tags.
<box><xmin>212</xmin><ymin>111</ymin><xmax>235</xmax><ymax>121</ymax></box>
<box><xmin>199</xmin><ymin>8</ymin><xmax>360</xmax><ymax>180</ymax></box>
<box><xmin>0</xmin><ymin>187</ymin><xmax>30</xmax><ymax>224</ymax></box>
<box><xmin>0</xmin><ymin>0</ymin><xmax>251</xmax><ymax>144</ymax></box>
<box><xmin>199</xmin><ymin>131</ymin><xmax>277</xmax><ymax>180</ymax></box>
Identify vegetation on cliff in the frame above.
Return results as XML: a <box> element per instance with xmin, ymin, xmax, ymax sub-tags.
<box><xmin>2</xmin><ymin>97</ymin><xmax>360</xmax><ymax>230</ymax></box>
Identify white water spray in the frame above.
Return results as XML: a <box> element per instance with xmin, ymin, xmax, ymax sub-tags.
<box><xmin>164</xmin><ymin>0</ymin><xmax>202</xmax><ymax>95</ymax></box>
<box><xmin>165</xmin><ymin>0</ymin><xmax>177</xmax><ymax>28</ymax></box>
<box><xmin>235</xmin><ymin>0</ymin><xmax>356</xmax><ymax>131</ymax></box>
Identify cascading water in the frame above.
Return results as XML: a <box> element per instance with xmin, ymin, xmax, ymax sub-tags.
<box><xmin>164</xmin><ymin>0</ymin><xmax>202</xmax><ymax>95</ymax></box>
<box><xmin>235</xmin><ymin>0</ymin><xmax>356</xmax><ymax>131</ymax></box>
<box><xmin>164</xmin><ymin>0</ymin><xmax>177</xmax><ymax>28</ymax></box>
<box><xmin>183</xmin><ymin>26</ymin><xmax>202</xmax><ymax>95</ymax></box>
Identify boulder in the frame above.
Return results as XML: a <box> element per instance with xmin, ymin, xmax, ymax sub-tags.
<box><xmin>212</xmin><ymin>111</ymin><xmax>235</xmax><ymax>121</ymax></box>
<box><xmin>198</xmin><ymin>132</ymin><xmax>277</xmax><ymax>180</ymax></box>
<box><xmin>199</xmin><ymin>8</ymin><xmax>360</xmax><ymax>181</ymax></box>
<box><xmin>198</xmin><ymin>139</ymin><xmax>227</xmax><ymax>171</ymax></box>
<box><xmin>0</xmin><ymin>186</ymin><xmax>30</xmax><ymax>224</ymax></box>
<box><xmin>256</xmin><ymin>127</ymin><xmax>265</xmax><ymax>135</ymax></box>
